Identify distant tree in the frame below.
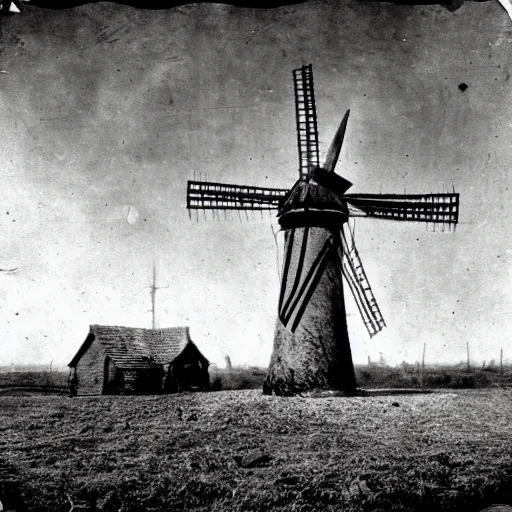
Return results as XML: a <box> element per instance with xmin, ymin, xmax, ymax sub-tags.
<box><xmin>400</xmin><ymin>361</ymin><xmax>415</xmax><ymax>374</ymax></box>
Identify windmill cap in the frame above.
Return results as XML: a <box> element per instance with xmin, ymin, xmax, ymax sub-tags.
<box><xmin>310</xmin><ymin>167</ymin><xmax>353</xmax><ymax>195</ymax></box>
<box><xmin>277</xmin><ymin>178</ymin><xmax>349</xmax><ymax>229</ymax></box>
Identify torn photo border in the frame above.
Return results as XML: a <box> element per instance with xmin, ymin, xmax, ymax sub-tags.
<box><xmin>0</xmin><ymin>0</ymin><xmax>511</xmax><ymax>18</ymax></box>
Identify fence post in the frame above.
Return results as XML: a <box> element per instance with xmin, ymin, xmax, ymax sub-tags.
<box><xmin>419</xmin><ymin>343</ymin><xmax>426</xmax><ymax>388</ymax></box>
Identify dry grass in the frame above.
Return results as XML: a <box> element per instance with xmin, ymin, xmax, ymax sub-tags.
<box><xmin>1</xmin><ymin>389</ymin><xmax>512</xmax><ymax>511</ymax></box>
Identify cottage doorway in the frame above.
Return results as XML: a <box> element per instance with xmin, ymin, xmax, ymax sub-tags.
<box><xmin>179</xmin><ymin>362</ymin><xmax>204</xmax><ymax>391</ymax></box>
<box><xmin>102</xmin><ymin>356</ymin><xmax>123</xmax><ymax>394</ymax></box>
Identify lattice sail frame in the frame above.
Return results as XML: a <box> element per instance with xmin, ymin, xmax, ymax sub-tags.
<box><xmin>187</xmin><ymin>181</ymin><xmax>288</xmax><ymax>210</ymax></box>
<box><xmin>187</xmin><ymin>183</ymin><xmax>460</xmax><ymax>225</ymax></box>
<box><xmin>293</xmin><ymin>64</ymin><xmax>320</xmax><ymax>178</ymax></box>
<box><xmin>338</xmin><ymin>225</ymin><xmax>386</xmax><ymax>338</ymax></box>
<box><xmin>344</xmin><ymin>192</ymin><xmax>459</xmax><ymax>226</ymax></box>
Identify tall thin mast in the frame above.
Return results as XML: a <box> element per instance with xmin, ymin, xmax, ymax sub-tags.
<box><xmin>149</xmin><ymin>262</ymin><xmax>168</xmax><ymax>329</ymax></box>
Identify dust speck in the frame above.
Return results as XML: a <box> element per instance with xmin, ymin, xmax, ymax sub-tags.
<box><xmin>125</xmin><ymin>206</ymin><xmax>139</xmax><ymax>225</ymax></box>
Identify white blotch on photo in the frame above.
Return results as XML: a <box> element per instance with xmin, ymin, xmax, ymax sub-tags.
<box><xmin>124</xmin><ymin>205</ymin><xmax>139</xmax><ymax>225</ymax></box>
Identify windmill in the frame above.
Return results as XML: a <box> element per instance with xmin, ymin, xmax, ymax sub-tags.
<box><xmin>187</xmin><ymin>64</ymin><xmax>459</xmax><ymax>396</ymax></box>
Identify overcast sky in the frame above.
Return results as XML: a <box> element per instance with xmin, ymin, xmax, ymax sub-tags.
<box><xmin>1</xmin><ymin>0</ymin><xmax>511</xmax><ymax>369</ymax></box>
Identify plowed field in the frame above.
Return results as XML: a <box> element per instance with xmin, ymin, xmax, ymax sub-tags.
<box><xmin>1</xmin><ymin>389</ymin><xmax>512</xmax><ymax>511</ymax></box>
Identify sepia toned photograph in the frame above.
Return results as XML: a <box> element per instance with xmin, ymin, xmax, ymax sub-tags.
<box><xmin>1</xmin><ymin>0</ymin><xmax>511</xmax><ymax>510</ymax></box>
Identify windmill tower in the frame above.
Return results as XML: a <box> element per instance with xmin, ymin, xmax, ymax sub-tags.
<box><xmin>187</xmin><ymin>64</ymin><xmax>459</xmax><ymax>396</ymax></box>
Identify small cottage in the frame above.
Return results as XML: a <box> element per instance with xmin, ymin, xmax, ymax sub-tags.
<box><xmin>68</xmin><ymin>325</ymin><xmax>209</xmax><ymax>396</ymax></box>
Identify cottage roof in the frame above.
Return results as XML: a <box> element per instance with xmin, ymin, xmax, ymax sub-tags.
<box><xmin>69</xmin><ymin>325</ymin><xmax>199</xmax><ymax>369</ymax></box>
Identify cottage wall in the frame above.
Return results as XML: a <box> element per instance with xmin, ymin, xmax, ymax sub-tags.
<box><xmin>163</xmin><ymin>364</ymin><xmax>179</xmax><ymax>393</ymax></box>
<box><xmin>169</xmin><ymin>344</ymin><xmax>210</xmax><ymax>392</ymax></box>
<box><xmin>123</xmin><ymin>370</ymin><xmax>138</xmax><ymax>394</ymax></box>
<box><xmin>74</xmin><ymin>337</ymin><xmax>106</xmax><ymax>395</ymax></box>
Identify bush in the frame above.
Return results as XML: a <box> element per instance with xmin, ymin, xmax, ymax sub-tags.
<box><xmin>424</xmin><ymin>372</ymin><xmax>452</xmax><ymax>388</ymax></box>
<box><xmin>211</xmin><ymin>377</ymin><xmax>223</xmax><ymax>391</ymax></box>
<box><xmin>209</xmin><ymin>367</ymin><xmax>266</xmax><ymax>391</ymax></box>
<box><xmin>207</xmin><ymin>364</ymin><xmax>506</xmax><ymax>393</ymax></box>
<box><xmin>0</xmin><ymin>371</ymin><xmax>69</xmax><ymax>391</ymax></box>
<box><xmin>355</xmin><ymin>365</ymin><xmax>504</xmax><ymax>390</ymax></box>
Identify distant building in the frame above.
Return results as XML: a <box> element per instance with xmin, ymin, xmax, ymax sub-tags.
<box><xmin>68</xmin><ymin>325</ymin><xmax>209</xmax><ymax>396</ymax></box>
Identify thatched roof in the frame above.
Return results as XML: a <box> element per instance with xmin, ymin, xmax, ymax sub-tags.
<box><xmin>69</xmin><ymin>325</ymin><xmax>202</xmax><ymax>369</ymax></box>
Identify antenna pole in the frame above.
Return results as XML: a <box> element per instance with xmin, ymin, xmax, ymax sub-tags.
<box><xmin>149</xmin><ymin>262</ymin><xmax>169</xmax><ymax>329</ymax></box>
<box><xmin>151</xmin><ymin>263</ymin><xmax>156</xmax><ymax>329</ymax></box>
<box><xmin>421</xmin><ymin>342</ymin><xmax>426</xmax><ymax>388</ymax></box>
<box><xmin>500</xmin><ymin>347</ymin><xmax>504</xmax><ymax>378</ymax></box>
<box><xmin>466</xmin><ymin>341</ymin><xmax>470</xmax><ymax>371</ymax></box>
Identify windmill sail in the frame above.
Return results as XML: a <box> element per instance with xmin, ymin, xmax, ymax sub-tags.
<box><xmin>338</xmin><ymin>225</ymin><xmax>385</xmax><ymax>338</ymax></box>
<box><xmin>344</xmin><ymin>192</ymin><xmax>459</xmax><ymax>225</ymax></box>
<box><xmin>187</xmin><ymin>180</ymin><xmax>288</xmax><ymax>210</ymax></box>
<box><xmin>293</xmin><ymin>65</ymin><xmax>320</xmax><ymax>178</ymax></box>
<box><xmin>323</xmin><ymin>110</ymin><xmax>350</xmax><ymax>174</ymax></box>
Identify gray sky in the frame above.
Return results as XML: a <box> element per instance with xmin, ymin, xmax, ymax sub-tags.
<box><xmin>1</xmin><ymin>0</ymin><xmax>511</xmax><ymax>368</ymax></box>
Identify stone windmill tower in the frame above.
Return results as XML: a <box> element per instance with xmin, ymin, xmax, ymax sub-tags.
<box><xmin>187</xmin><ymin>64</ymin><xmax>459</xmax><ymax>396</ymax></box>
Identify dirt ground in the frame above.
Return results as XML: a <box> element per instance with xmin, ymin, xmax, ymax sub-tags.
<box><xmin>1</xmin><ymin>388</ymin><xmax>512</xmax><ymax>511</ymax></box>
